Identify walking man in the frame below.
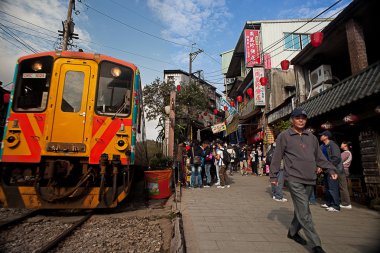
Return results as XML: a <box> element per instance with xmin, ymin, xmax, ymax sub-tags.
<box><xmin>319</xmin><ymin>130</ymin><xmax>345</xmax><ymax>211</ymax></box>
<box><xmin>269</xmin><ymin>108</ymin><xmax>338</xmax><ymax>253</ymax></box>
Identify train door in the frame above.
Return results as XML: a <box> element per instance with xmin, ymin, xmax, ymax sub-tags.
<box><xmin>50</xmin><ymin>59</ymin><xmax>96</xmax><ymax>144</ymax></box>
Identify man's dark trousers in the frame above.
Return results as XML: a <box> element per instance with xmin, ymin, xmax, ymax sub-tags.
<box><xmin>324</xmin><ymin>173</ymin><xmax>340</xmax><ymax>210</ymax></box>
<box><xmin>288</xmin><ymin>181</ymin><xmax>321</xmax><ymax>248</ymax></box>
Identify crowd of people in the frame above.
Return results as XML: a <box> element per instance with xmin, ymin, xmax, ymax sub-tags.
<box><xmin>174</xmin><ymin>107</ymin><xmax>354</xmax><ymax>253</ymax></box>
<box><xmin>176</xmin><ymin>139</ymin><xmax>270</xmax><ymax>189</ymax></box>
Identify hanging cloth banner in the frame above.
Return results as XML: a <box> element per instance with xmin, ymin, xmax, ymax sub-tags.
<box><xmin>244</xmin><ymin>29</ymin><xmax>261</xmax><ymax>67</ymax></box>
<box><xmin>211</xmin><ymin>123</ymin><xmax>226</xmax><ymax>134</ymax></box>
<box><xmin>226</xmin><ymin>116</ymin><xmax>239</xmax><ymax>136</ymax></box>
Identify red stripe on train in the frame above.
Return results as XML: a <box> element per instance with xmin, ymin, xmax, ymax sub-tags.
<box><xmin>90</xmin><ymin>118</ymin><xmax>132</xmax><ymax>164</ymax></box>
<box><xmin>5</xmin><ymin>114</ymin><xmax>41</xmax><ymax>162</ymax></box>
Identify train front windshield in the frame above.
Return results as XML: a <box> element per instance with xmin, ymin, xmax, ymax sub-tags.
<box><xmin>13</xmin><ymin>56</ymin><xmax>53</xmax><ymax>112</ymax></box>
<box><xmin>96</xmin><ymin>61</ymin><xmax>133</xmax><ymax>117</ymax></box>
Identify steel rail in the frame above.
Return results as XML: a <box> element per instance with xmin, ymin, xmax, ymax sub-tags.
<box><xmin>0</xmin><ymin>210</ymin><xmax>40</xmax><ymax>230</ymax></box>
<box><xmin>35</xmin><ymin>211</ymin><xmax>94</xmax><ymax>253</ymax></box>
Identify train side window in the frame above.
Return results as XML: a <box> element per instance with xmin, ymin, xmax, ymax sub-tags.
<box><xmin>96</xmin><ymin>61</ymin><xmax>133</xmax><ymax>117</ymax></box>
<box><xmin>13</xmin><ymin>56</ymin><xmax>53</xmax><ymax>112</ymax></box>
<box><xmin>61</xmin><ymin>71</ymin><xmax>85</xmax><ymax>112</ymax></box>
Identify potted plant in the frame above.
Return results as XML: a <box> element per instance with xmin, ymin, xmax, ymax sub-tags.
<box><xmin>144</xmin><ymin>154</ymin><xmax>173</xmax><ymax>199</ymax></box>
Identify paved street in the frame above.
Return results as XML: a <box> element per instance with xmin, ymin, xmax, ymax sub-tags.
<box><xmin>180</xmin><ymin>174</ymin><xmax>380</xmax><ymax>253</ymax></box>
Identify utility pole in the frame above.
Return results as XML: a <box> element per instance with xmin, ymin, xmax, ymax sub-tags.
<box><xmin>168</xmin><ymin>91</ymin><xmax>176</xmax><ymax>158</ymax></box>
<box><xmin>189</xmin><ymin>46</ymin><xmax>203</xmax><ymax>84</ymax></box>
<box><xmin>62</xmin><ymin>0</ymin><xmax>75</xmax><ymax>51</ymax></box>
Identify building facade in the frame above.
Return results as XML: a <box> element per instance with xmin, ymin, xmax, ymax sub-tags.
<box><xmin>162</xmin><ymin>70</ymin><xmax>222</xmax><ymax>155</ymax></box>
<box><xmin>288</xmin><ymin>0</ymin><xmax>380</xmax><ymax>203</ymax></box>
<box><xmin>222</xmin><ymin>18</ymin><xmax>331</xmax><ymax>145</ymax></box>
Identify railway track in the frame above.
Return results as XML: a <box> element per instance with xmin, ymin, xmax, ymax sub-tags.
<box><xmin>0</xmin><ymin>210</ymin><xmax>93</xmax><ymax>253</ymax></box>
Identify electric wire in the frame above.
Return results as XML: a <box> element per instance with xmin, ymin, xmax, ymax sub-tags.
<box><xmin>77</xmin><ymin>0</ymin><xmax>193</xmax><ymax>48</ymax></box>
<box><xmin>245</xmin><ymin>0</ymin><xmax>344</xmax><ymax>68</ymax></box>
<box><xmin>259</xmin><ymin>7</ymin><xmax>344</xmax><ymax>69</ymax></box>
<box><xmin>108</xmin><ymin>0</ymin><xmax>167</xmax><ymax>30</ymax></box>
<box><xmin>0</xmin><ymin>33</ymin><xmax>29</xmax><ymax>53</ymax></box>
<box><xmin>0</xmin><ymin>24</ymin><xmax>38</xmax><ymax>53</ymax></box>
<box><xmin>0</xmin><ymin>16</ymin><xmax>57</xmax><ymax>38</ymax></box>
<box><xmin>1</xmin><ymin>23</ymin><xmax>58</xmax><ymax>45</ymax></box>
<box><xmin>0</xmin><ymin>9</ymin><xmax>57</xmax><ymax>34</ymax></box>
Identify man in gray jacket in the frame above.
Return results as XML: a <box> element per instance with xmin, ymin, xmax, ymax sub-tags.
<box><xmin>269</xmin><ymin>108</ymin><xmax>337</xmax><ymax>253</ymax></box>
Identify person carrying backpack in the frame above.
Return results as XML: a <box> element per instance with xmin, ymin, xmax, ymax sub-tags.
<box><xmin>227</xmin><ymin>145</ymin><xmax>236</xmax><ymax>176</ymax></box>
<box><xmin>215</xmin><ymin>140</ymin><xmax>230</xmax><ymax>188</ymax></box>
<box><xmin>239</xmin><ymin>146</ymin><xmax>248</xmax><ymax>176</ymax></box>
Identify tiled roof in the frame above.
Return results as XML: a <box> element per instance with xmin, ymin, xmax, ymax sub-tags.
<box><xmin>300</xmin><ymin>61</ymin><xmax>380</xmax><ymax>119</ymax></box>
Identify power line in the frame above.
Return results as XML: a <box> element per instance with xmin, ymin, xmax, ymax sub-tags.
<box><xmin>78</xmin><ymin>0</ymin><xmax>222</xmax><ymax>68</ymax></box>
<box><xmin>0</xmin><ymin>24</ymin><xmax>38</xmax><ymax>53</ymax></box>
<box><xmin>0</xmin><ymin>33</ymin><xmax>29</xmax><ymax>53</ymax></box>
<box><xmin>245</xmin><ymin>0</ymin><xmax>344</xmax><ymax>68</ymax></box>
<box><xmin>259</xmin><ymin>7</ymin><xmax>343</xmax><ymax>67</ymax></box>
<box><xmin>0</xmin><ymin>9</ymin><xmax>57</xmax><ymax>34</ymax></box>
<box><xmin>0</xmin><ymin>16</ymin><xmax>56</xmax><ymax>38</ymax></box>
<box><xmin>108</xmin><ymin>0</ymin><xmax>166</xmax><ymax>30</ymax></box>
<box><xmin>1</xmin><ymin>23</ymin><xmax>57</xmax><ymax>44</ymax></box>
<box><xmin>78</xmin><ymin>0</ymin><xmax>193</xmax><ymax>48</ymax></box>
<box><xmin>77</xmin><ymin>38</ymin><xmax>178</xmax><ymax>67</ymax></box>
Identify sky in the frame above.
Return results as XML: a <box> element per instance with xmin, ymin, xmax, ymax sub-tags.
<box><xmin>0</xmin><ymin>0</ymin><xmax>350</xmax><ymax>140</ymax></box>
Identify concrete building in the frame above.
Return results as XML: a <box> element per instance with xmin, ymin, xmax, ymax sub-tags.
<box><xmin>286</xmin><ymin>0</ymin><xmax>380</xmax><ymax>203</ymax></box>
<box><xmin>162</xmin><ymin>70</ymin><xmax>222</xmax><ymax>156</ymax></box>
<box><xmin>221</xmin><ymin>18</ymin><xmax>331</xmax><ymax>145</ymax></box>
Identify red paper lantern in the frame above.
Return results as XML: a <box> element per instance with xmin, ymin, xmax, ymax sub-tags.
<box><xmin>230</xmin><ymin>101</ymin><xmax>235</xmax><ymax>107</ymax></box>
<box><xmin>311</xmin><ymin>32</ymin><xmax>324</xmax><ymax>47</ymax></box>
<box><xmin>321</xmin><ymin>121</ymin><xmax>333</xmax><ymax>130</ymax></box>
<box><xmin>176</xmin><ymin>84</ymin><xmax>181</xmax><ymax>92</ymax></box>
<box><xmin>375</xmin><ymin>105</ymin><xmax>380</xmax><ymax>114</ymax></box>
<box><xmin>237</xmin><ymin>96</ymin><xmax>243</xmax><ymax>103</ymax></box>
<box><xmin>223</xmin><ymin>105</ymin><xmax>228</xmax><ymax>111</ymax></box>
<box><xmin>3</xmin><ymin>93</ymin><xmax>10</xmax><ymax>104</ymax></box>
<box><xmin>281</xmin><ymin>60</ymin><xmax>290</xmax><ymax>70</ymax></box>
<box><xmin>343</xmin><ymin>113</ymin><xmax>359</xmax><ymax>125</ymax></box>
<box><xmin>259</xmin><ymin>77</ymin><xmax>268</xmax><ymax>86</ymax></box>
<box><xmin>246</xmin><ymin>88</ymin><xmax>253</xmax><ymax>98</ymax></box>
<box><xmin>213</xmin><ymin>109</ymin><xmax>218</xmax><ymax>115</ymax></box>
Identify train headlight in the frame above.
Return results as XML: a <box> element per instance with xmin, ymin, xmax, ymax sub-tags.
<box><xmin>6</xmin><ymin>133</ymin><xmax>20</xmax><ymax>148</ymax></box>
<box><xmin>117</xmin><ymin>140</ymin><xmax>125</xmax><ymax>147</ymax></box>
<box><xmin>31</xmin><ymin>62</ymin><xmax>43</xmax><ymax>71</ymax></box>
<box><xmin>114</xmin><ymin>137</ymin><xmax>128</xmax><ymax>151</ymax></box>
<box><xmin>111</xmin><ymin>67</ymin><xmax>121</xmax><ymax>77</ymax></box>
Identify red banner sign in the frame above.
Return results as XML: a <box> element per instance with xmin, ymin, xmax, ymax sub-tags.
<box><xmin>253</xmin><ymin>67</ymin><xmax>265</xmax><ymax>106</ymax></box>
<box><xmin>244</xmin><ymin>29</ymin><xmax>261</xmax><ymax>67</ymax></box>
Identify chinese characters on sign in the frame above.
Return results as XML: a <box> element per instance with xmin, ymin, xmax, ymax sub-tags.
<box><xmin>211</xmin><ymin>123</ymin><xmax>226</xmax><ymax>134</ymax></box>
<box><xmin>264</xmin><ymin>53</ymin><xmax>271</xmax><ymax>70</ymax></box>
<box><xmin>244</xmin><ymin>29</ymin><xmax>261</xmax><ymax>67</ymax></box>
<box><xmin>253</xmin><ymin>67</ymin><xmax>266</xmax><ymax>106</ymax></box>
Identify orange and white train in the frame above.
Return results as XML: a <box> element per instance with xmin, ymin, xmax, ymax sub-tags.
<box><xmin>0</xmin><ymin>51</ymin><xmax>148</xmax><ymax>208</ymax></box>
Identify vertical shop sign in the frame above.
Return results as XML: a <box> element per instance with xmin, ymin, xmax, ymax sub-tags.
<box><xmin>264</xmin><ymin>53</ymin><xmax>271</xmax><ymax>70</ymax></box>
<box><xmin>253</xmin><ymin>67</ymin><xmax>266</xmax><ymax>106</ymax></box>
<box><xmin>244</xmin><ymin>29</ymin><xmax>261</xmax><ymax>67</ymax></box>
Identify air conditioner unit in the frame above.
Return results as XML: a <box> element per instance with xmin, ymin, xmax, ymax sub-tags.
<box><xmin>310</xmin><ymin>65</ymin><xmax>332</xmax><ymax>87</ymax></box>
<box><xmin>310</xmin><ymin>83</ymin><xmax>332</xmax><ymax>97</ymax></box>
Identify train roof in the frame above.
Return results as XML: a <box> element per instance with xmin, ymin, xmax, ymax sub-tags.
<box><xmin>17</xmin><ymin>51</ymin><xmax>138</xmax><ymax>71</ymax></box>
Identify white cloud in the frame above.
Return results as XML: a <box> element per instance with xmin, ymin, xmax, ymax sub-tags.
<box><xmin>145</xmin><ymin>118</ymin><xmax>159</xmax><ymax>141</ymax></box>
<box><xmin>0</xmin><ymin>0</ymin><xmax>92</xmax><ymax>87</ymax></box>
<box><xmin>147</xmin><ymin>0</ymin><xmax>231</xmax><ymax>45</ymax></box>
<box><xmin>277</xmin><ymin>1</ymin><xmax>349</xmax><ymax>19</ymax></box>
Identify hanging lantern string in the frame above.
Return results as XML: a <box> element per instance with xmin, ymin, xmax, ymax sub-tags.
<box><xmin>244</xmin><ymin>3</ymin><xmax>344</xmax><ymax>69</ymax></box>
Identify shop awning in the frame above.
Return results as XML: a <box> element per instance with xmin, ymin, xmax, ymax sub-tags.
<box><xmin>300</xmin><ymin>61</ymin><xmax>380</xmax><ymax>119</ymax></box>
